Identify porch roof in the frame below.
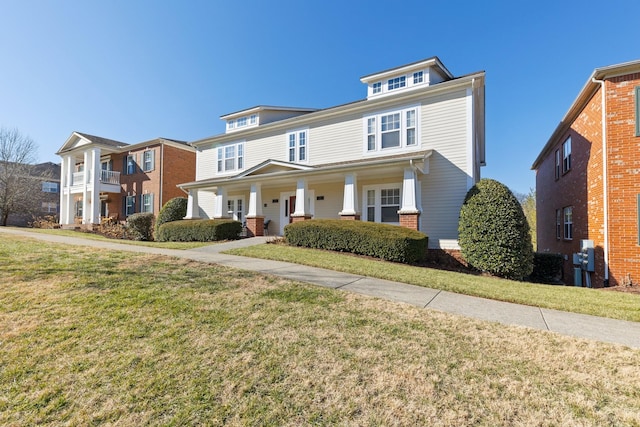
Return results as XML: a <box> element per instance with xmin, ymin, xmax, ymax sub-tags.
<box><xmin>179</xmin><ymin>150</ymin><xmax>432</xmax><ymax>191</ymax></box>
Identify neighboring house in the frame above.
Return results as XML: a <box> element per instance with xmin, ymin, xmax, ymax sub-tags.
<box><xmin>56</xmin><ymin>132</ymin><xmax>196</xmax><ymax>226</ymax></box>
<box><xmin>0</xmin><ymin>161</ymin><xmax>60</xmax><ymax>226</ymax></box>
<box><xmin>179</xmin><ymin>57</ymin><xmax>486</xmax><ymax>250</ymax></box>
<box><xmin>532</xmin><ymin>59</ymin><xmax>640</xmax><ymax>287</ymax></box>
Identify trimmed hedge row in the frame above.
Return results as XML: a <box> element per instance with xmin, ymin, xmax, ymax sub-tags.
<box><xmin>156</xmin><ymin>219</ymin><xmax>242</xmax><ymax>242</ymax></box>
<box><xmin>284</xmin><ymin>219</ymin><xmax>428</xmax><ymax>264</ymax></box>
<box><xmin>529</xmin><ymin>252</ymin><xmax>564</xmax><ymax>283</ymax></box>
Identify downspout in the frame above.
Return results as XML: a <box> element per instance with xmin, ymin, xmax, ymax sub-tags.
<box><xmin>592</xmin><ymin>77</ymin><xmax>610</xmax><ymax>285</ymax></box>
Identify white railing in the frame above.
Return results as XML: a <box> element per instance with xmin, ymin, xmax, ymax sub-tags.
<box><xmin>100</xmin><ymin>170</ymin><xmax>120</xmax><ymax>185</ymax></box>
<box><xmin>72</xmin><ymin>172</ymin><xmax>84</xmax><ymax>186</ymax></box>
<box><xmin>70</xmin><ymin>170</ymin><xmax>120</xmax><ymax>186</ymax></box>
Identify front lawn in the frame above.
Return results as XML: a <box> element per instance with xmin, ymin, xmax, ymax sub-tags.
<box><xmin>1</xmin><ymin>234</ymin><xmax>640</xmax><ymax>425</ymax></box>
<box><xmin>226</xmin><ymin>244</ymin><xmax>640</xmax><ymax>322</ymax></box>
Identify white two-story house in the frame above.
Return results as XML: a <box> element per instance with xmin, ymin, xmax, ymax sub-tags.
<box><xmin>179</xmin><ymin>57</ymin><xmax>485</xmax><ymax>249</ymax></box>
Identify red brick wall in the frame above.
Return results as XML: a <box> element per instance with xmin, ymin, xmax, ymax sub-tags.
<box><xmin>108</xmin><ymin>143</ymin><xmax>195</xmax><ymax>220</ymax></box>
<box><xmin>537</xmin><ymin>72</ymin><xmax>640</xmax><ymax>287</ymax></box>
<box><xmin>605</xmin><ymin>73</ymin><xmax>640</xmax><ymax>287</ymax></box>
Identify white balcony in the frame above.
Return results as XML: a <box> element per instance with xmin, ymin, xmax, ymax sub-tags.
<box><xmin>68</xmin><ymin>170</ymin><xmax>121</xmax><ymax>193</ymax></box>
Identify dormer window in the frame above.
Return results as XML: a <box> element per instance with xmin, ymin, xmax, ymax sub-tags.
<box><xmin>250</xmin><ymin>114</ymin><xmax>257</xmax><ymax>124</ymax></box>
<box><xmin>237</xmin><ymin>117</ymin><xmax>247</xmax><ymax>127</ymax></box>
<box><xmin>413</xmin><ymin>71</ymin><xmax>424</xmax><ymax>84</ymax></box>
<box><xmin>228</xmin><ymin>120</ymin><xmax>235</xmax><ymax>130</ymax></box>
<box><xmin>373</xmin><ymin>82</ymin><xmax>382</xmax><ymax>94</ymax></box>
<box><xmin>388</xmin><ymin>76</ymin><xmax>406</xmax><ymax>91</ymax></box>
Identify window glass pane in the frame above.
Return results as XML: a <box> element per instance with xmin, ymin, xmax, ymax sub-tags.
<box><xmin>381</xmin><ymin>206</ymin><xmax>399</xmax><ymax>223</ymax></box>
<box><xmin>367</xmin><ymin>190</ymin><xmax>375</xmax><ymax>205</ymax></box>
<box><xmin>367</xmin><ymin>207</ymin><xmax>375</xmax><ymax>222</ymax></box>
<box><xmin>289</xmin><ymin>147</ymin><xmax>295</xmax><ymax>162</ymax></box>
<box><xmin>299</xmin><ymin>146</ymin><xmax>306</xmax><ymax>161</ymax></box>
<box><xmin>367</xmin><ymin>135</ymin><xmax>376</xmax><ymax>151</ymax></box>
<box><xmin>289</xmin><ymin>134</ymin><xmax>296</xmax><ymax>148</ymax></box>
<box><xmin>407</xmin><ymin>129</ymin><xmax>416</xmax><ymax>146</ymax></box>
<box><xmin>381</xmin><ymin>131</ymin><xmax>400</xmax><ymax>148</ymax></box>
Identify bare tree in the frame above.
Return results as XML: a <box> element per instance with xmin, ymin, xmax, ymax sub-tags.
<box><xmin>0</xmin><ymin>127</ymin><xmax>49</xmax><ymax>226</ymax></box>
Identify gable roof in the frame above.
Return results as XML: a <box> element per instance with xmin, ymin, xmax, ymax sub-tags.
<box><xmin>56</xmin><ymin>132</ymin><xmax>194</xmax><ymax>156</ymax></box>
<box><xmin>532</xmin><ymin>59</ymin><xmax>640</xmax><ymax>170</ymax></box>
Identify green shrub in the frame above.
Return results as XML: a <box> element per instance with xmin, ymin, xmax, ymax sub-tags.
<box><xmin>126</xmin><ymin>212</ymin><xmax>155</xmax><ymax>241</ymax></box>
<box><xmin>529</xmin><ymin>252</ymin><xmax>563</xmax><ymax>283</ymax></box>
<box><xmin>458</xmin><ymin>179</ymin><xmax>534</xmax><ymax>280</ymax></box>
<box><xmin>155</xmin><ymin>197</ymin><xmax>188</xmax><ymax>233</ymax></box>
<box><xmin>156</xmin><ymin>219</ymin><xmax>242</xmax><ymax>242</ymax></box>
<box><xmin>284</xmin><ymin>219</ymin><xmax>428</xmax><ymax>264</ymax></box>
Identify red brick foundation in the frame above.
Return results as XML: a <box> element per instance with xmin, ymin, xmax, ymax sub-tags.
<box><xmin>399</xmin><ymin>212</ymin><xmax>420</xmax><ymax>230</ymax></box>
<box><xmin>340</xmin><ymin>214</ymin><xmax>361</xmax><ymax>221</ymax></box>
<box><xmin>291</xmin><ymin>215</ymin><xmax>312</xmax><ymax>223</ymax></box>
<box><xmin>246</xmin><ymin>216</ymin><xmax>264</xmax><ymax>237</ymax></box>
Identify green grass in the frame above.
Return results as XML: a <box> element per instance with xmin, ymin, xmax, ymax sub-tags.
<box><xmin>20</xmin><ymin>227</ymin><xmax>212</xmax><ymax>249</ymax></box>
<box><xmin>226</xmin><ymin>244</ymin><xmax>640</xmax><ymax>322</ymax></box>
<box><xmin>1</xmin><ymin>234</ymin><xmax>640</xmax><ymax>425</ymax></box>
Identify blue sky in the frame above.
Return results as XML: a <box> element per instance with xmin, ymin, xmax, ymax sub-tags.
<box><xmin>1</xmin><ymin>0</ymin><xmax>639</xmax><ymax>195</ymax></box>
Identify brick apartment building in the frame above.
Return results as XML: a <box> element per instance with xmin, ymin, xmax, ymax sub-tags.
<box><xmin>57</xmin><ymin>132</ymin><xmax>196</xmax><ymax>226</ymax></box>
<box><xmin>532</xmin><ymin>59</ymin><xmax>640</xmax><ymax>287</ymax></box>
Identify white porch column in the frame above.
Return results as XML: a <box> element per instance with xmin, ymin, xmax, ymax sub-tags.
<box><xmin>184</xmin><ymin>189</ymin><xmax>201</xmax><ymax>219</ymax></box>
<box><xmin>89</xmin><ymin>148</ymin><xmax>101</xmax><ymax>224</ymax></box>
<box><xmin>399</xmin><ymin>167</ymin><xmax>420</xmax><ymax>213</ymax></box>
<box><xmin>82</xmin><ymin>151</ymin><xmax>90</xmax><ymax>224</ymax></box>
<box><xmin>213</xmin><ymin>187</ymin><xmax>229</xmax><ymax>218</ymax></box>
<box><xmin>247</xmin><ymin>182</ymin><xmax>263</xmax><ymax>217</ymax></box>
<box><xmin>61</xmin><ymin>156</ymin><xmax>74</xmax><ymax>225</ymax></box>
<box><xmin>339</xmin><ymin>173</ymin><xmax>359</xmax><ymax>216</ymax></box>
<box><xmin>293</xmin><ymin>178</ymin><xmax>309</xmax><ymax>217</ymax></box>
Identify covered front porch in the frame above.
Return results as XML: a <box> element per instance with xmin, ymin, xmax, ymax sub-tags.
<box><xmin>180</xmin><ymin>151</ymin><xmax>431</xmax><ymax>238</ymax></box>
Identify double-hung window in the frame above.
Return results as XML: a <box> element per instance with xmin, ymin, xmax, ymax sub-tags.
<box><xmin>141</xmin><ymin>193</ymin><xmax>154</xmax><ymax>213</ymax></box>
<box><xmin>562</xmin><ymin>137</ymin><xmax>571</xmax><ymax>173</ymax></box>
<box><xmin>287</xmin><ymin>129</ymin><xmax>308</xmax><ymax>163</ymax></box>
<box><xmin>364</xmin><ymin>106</ymin><xmax>420</xmax><ymax>152</ymax></box>
<box><xmin>42</xmin><ymin>182</ymin><xmax>59</xmax><ymax>193</ymax></box>
<box><xmin>363</xmin><ymin>184</ymin><xmax>401</xmax><ymax>224</ymax></box>
<box><xmin>563</xmin><ymin>206</ymin><xmax>573</xmax><ymax>240</ymax></box>
<box><xmin>217</xmin><ymin>141</ymin><xmax>244</xmax><ymax>173</ymax></box>
<box><xmin>125</xmin><ymin>195</ymin><xmax>136</xmax><ymax>216</ymax></box>
<box><xmin>142</xmin><ymin>150</ymin><xmax>155</xmax><ymax>172</ymax></box>
<box><xmin>124</xmin><ymin>154</ymin><xmax>136</xmax><ymax>175</ymax></box>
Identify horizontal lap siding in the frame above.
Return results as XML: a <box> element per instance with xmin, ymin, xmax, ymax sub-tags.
<box><xmin>420</xmin><ymin>89</ymin><xmax>470</xmax><ymax>248</ymax></box>
<box><xmin>307</xmin><ymin>113</ymin><xmax>363</xmax><ymax>164</ymax></box>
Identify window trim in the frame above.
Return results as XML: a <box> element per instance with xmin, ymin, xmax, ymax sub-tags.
<box><xmin>363</xmin><ymin>105</ymin><xmax>420</xmax><ymax>154</ymax></box>
<box><xmin>563</xmin><ymin>206</ymin><xmax>573</xmax><ymax>240</ymax></box>
<box><xmin>142</xmin><ymin>150</ymin><xmax>155</xmax><ymax>172</ymax></box>
<box><xmin>562</xmin><ymin>136</ymin><xmax>571</xmax><ymax>174</ymax></box>
<box><xmin>141</xmin><ymin>193</ymin><xmax>154</xmax><ymax>213</ymax></box>
<box><xmin>216</xmin><ymin>141</ymin><xmax>245</xmax><ymax>174</ymax></box>
<box><xmin>42</xmin><ymin>181</ymin><xmax>59</xmax><ymax>193</ymax></box>
<box><xmin>286</xmin><ymin>128</ymin><xmax>309</xmax><ymax>163</ymax></box>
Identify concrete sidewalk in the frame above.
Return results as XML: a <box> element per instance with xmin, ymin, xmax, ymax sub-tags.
<box><xmin>2</xmin><ymin>227</ymin><xmax>639</xmax><ymax>349</ymax></box>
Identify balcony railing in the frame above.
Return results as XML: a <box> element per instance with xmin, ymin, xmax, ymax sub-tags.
<box><xmin>70</xmin><ymin>170</ymin><xmax>120</xmax><ymax>186</ymax></box>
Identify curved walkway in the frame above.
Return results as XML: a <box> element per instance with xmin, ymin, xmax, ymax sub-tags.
<box><xmin>2</xmin><ymin>227</ymin><xmax>639</xmax><ymax>349</ymax></box>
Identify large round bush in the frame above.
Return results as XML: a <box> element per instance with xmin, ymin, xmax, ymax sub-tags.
<box><xmin>155</xmin><ymin>197</ymin><xmax>188</xmax><ymax>233</ymax></box>
<box><xmin>458</xmin><ymin>179</ymin><xmax>534</xmax><ymax>280</ymax></box>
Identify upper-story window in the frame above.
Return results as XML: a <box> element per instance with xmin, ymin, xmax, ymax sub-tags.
<box><xmin>250</xmin><ymin>114</ymin><xmax>257</xmax><ymax>125</ymax></box>
<box><xmin>217</xmin><ymin>141</ymin><xmax>244</xmax><ymax>173</ymax></box>
<box><xmin>237</xmin><ymin>117</ymin><xmax>247</xmax><ymax>127</ymax></box>
<box><xmin>554</xmin><ymin>149</ymin><xmax>560</xmax><ymax>180</ymax></box>
<box><xmin>124</xmin><ymin>154</ymin><xmax>136</xmax><ymax>175</ymax></box>
<box><xmin>413</xmin><ymin>71</ymin><xmax>424</xmax><ymax>84</ymax></box>
<box><xmin>388</xmin><ymin>76</ymin><xmax>406</xmax><ymax>91</ymax></box>
<box><xmin>287</xmin><ymin>129</ymin><xmax>308</xmax><ymax>163</ymax></box>
<box><xmin>373</xmin><ymin>82</ymin><xmax>382</xmax><ymax>94</ymax></box>
<box><xmin>41</xmin><ymin>182</ymin><xmax>59</xmax><ymax>193</ymax></box>
<box><xmin>142</xmin><ymin>150</ymin><xmax>155</xmax><ymax>172</ymax></box>
<box><xmin>364</xmin><ymin>106</ymin><xmax>419</xmax><ymax>152</ymax></box>
<box><xmin>562</xmin><ymin>136</ymin><xmax>571</xmax><ymax>173</ymax></box>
